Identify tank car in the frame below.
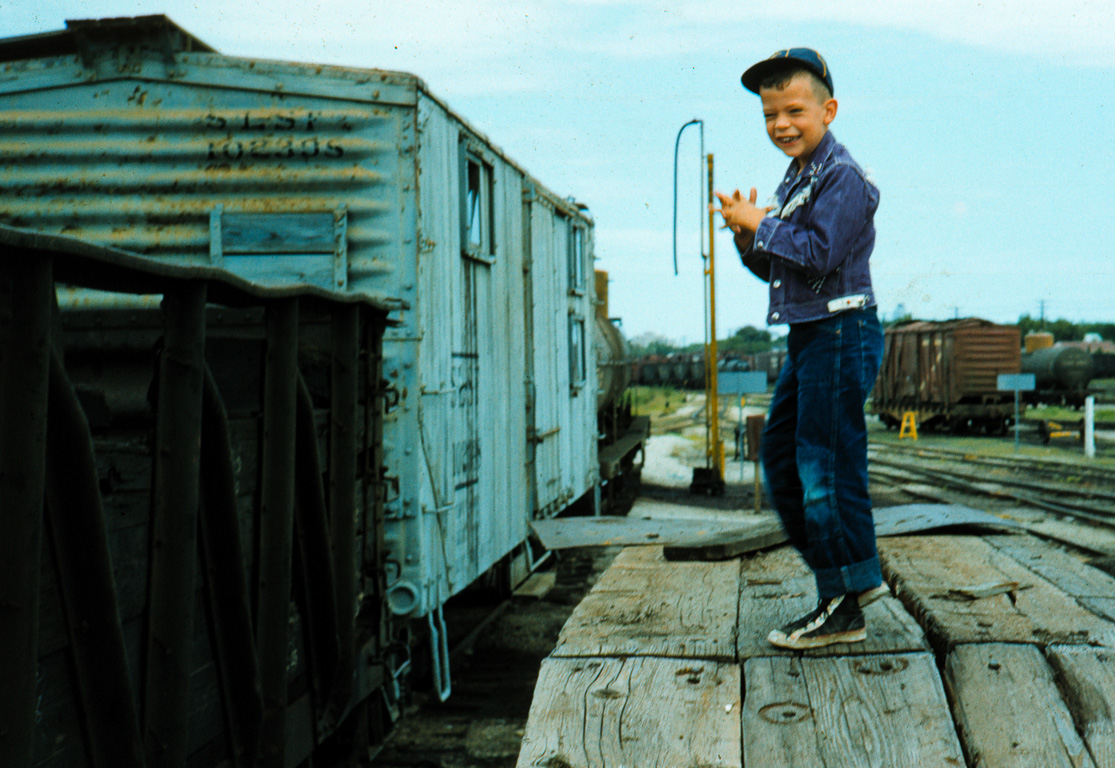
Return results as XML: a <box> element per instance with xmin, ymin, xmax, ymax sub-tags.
<box><xmin>0</xmin><ymin>16</ymin><xmax>633</xmax><ymax>765</ymax></box>
<box><xmin>1021</xmin><ymin>344</ymin><xmax>1095</xmax><ymax>407</ymax></box>
<box><xmin>873</xmin><ymin>319</ymin><xmax>1022</xmax><ymax>433</ymax></box>
<box><xmin>593</xmin><ymin>271</ymin><xmax>648</xmax><ymax>503</ymax></box>
<box><xmin>593</xmin><ymin>271</ymin><xmax>631</xmax><ymax>413</ymax></box>
<box><xmin>1095</xmin><ymin>352</ymin><xmax>1115</xmax><ymax>380</ymax></box>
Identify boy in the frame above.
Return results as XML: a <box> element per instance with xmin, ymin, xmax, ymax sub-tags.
<box><xmin>712</xmin><ymin>48</ymin><xmax>886</xmax><ymax>650</ymax></box>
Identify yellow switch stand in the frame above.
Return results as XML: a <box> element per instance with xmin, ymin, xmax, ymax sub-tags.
<box><xmin>899</xmin><ymin>411</ymin><xmax>918</xmax><ymax>440</ymax></box>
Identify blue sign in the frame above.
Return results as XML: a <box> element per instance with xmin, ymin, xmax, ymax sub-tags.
<box><xmin>997</xmin><ymin>373</ymin><xmax>1036</xmax><ymax>392</ymax></box>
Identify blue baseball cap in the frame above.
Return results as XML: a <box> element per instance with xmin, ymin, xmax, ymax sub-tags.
<box><xmin>741</xmin><ymin>48</ymin><xmax>834</xmax><ymax>96</ymax></box>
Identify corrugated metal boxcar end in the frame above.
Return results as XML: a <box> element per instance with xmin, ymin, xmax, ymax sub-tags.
<box><xmin>0</xmin><ymin>14</ymin><xmax>426</xmax><ymax>314</ymax></box>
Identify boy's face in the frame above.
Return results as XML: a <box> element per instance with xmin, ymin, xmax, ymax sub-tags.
<box><xmin>760</xmin><ymin>73</ymin><xmax>837</xmax><ymax>168</ymax></box>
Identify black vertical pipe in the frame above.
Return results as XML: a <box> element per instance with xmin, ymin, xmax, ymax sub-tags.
<box><xmin>198</xmin><ymin>364</ymin><xmax>262</xmax><ymax>767</ymax></box>
<box><xmin>257</xmin><ymin>299</ymin><xmax>299</xmax><ymax>768</ymax></box>
<box><xmin>329</xmin><ymin>304</ymin><xmax>358</xmax><ymax>712</ymax></box>
<box><xmin>145</xmin><ymin>282</ymin><xmax>207</xmax><ymax>768</ymax></box>
<box><xmin>0</xmin><ymin>255</ymin><xmax>52</xmax><ymax>768</ymax></box>
<box><xmin>45</xmin><ymin>347</ymin><xmax>145</xmax><ymax>768</ymax></box>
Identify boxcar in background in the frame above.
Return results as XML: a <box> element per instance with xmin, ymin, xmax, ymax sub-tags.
<box><xmin>872</xmin><ymin>319</ymin><xmax>1022</xmax><ymax>434</ymax></box>
<box><xmin>0</xmin><ymin>14</ymin><xmax>604</xmax><ymax>766</ymax></box>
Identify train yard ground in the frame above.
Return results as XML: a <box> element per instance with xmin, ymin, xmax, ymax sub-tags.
<box><xmin>375</xmin><ymin>388</ymin><xmax>1115</xmax><ymax>767</ymax></box>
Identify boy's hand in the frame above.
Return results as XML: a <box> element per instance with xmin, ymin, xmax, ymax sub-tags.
<box><xmin>711</xmin><ymin>188</ymin><xmax>770</xmax><ymax>235</ymax></box>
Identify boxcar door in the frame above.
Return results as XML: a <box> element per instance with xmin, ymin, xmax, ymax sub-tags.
<box><xmin>523</xmin><ymin>189</ymin><xmax>566</xmax><ymax>517</ymax></box>
<box><xmin>452</xmin><ymin>258</ymin><xmax>481</xmax><ymax>574</ymax></box>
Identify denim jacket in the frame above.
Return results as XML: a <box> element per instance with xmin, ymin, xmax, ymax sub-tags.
<box><xmin>735</xmin><ymin>130</ymin><xmax>879</xmax><ymax>325</ymax></box>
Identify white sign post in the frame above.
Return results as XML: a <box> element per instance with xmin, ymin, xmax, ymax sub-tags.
<box><xmin>1085</xmin><ymin>396</ymin><xmax>1096</xmax><ymax>459</ymax></box>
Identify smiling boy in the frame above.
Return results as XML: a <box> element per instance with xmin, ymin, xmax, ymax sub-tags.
<box><xmin>713</xmin><ymin>49</ymin><xmax>886</xmax><ymax>650</ymax></box>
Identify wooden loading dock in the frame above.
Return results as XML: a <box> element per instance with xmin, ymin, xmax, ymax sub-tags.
<box><xmin>516</xmin><ymin>528</ymin><xmax>1115</xmax><ymax>767</ymax></box>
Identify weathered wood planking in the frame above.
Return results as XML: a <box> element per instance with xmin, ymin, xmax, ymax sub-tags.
<box><xmin>879</xmin><ymin>535</ymin><xmax>1115</xmax><ymax>649</ymax></box>
<box><xmin>737</xmin><ymin>545</ymin><xmax>928</xmax><ymax>659</ymax></box>
<box><xmin>552</xmin><ymin>546</ymin><xmax>739</xmax><ymax>660</ymax></box>
<box><xmin>532</xmin><ymin>514</ymin><xmax>770</xmax><ymax>551</ymax></box>
<box><xmin>663</xmin><ymin>503</ymin><xmax>1022</xmax><ymax>562</ymax></box>
<box><xmin>664</xmin><ymin>517</ymin><xmax>788</xmax><ymax>561</ymax></box>
<box><xmin>516</xmin><ymin>655</ymin><xmax>741</xmax><ymax>768</ymax></box>
<box><xmin>874</xmin><ymin>503</ymin><xmax>1022</xmax><ymax>536</ymax></box>
<box><xmin>1045</xmin><ymin>645</ymin><xmax>1115</xmax><ymax>767</ymax></box>
<box><xmin>984</xmin><ymin>534</ymin><xmax>1115</xmax><ymax>622</ymax></box>
<box><xmin>743</xmin><ymin>653</ymin><xmax>964</xmax><ymax>767</ymax></box>
<box><xmin>945</xmin><ymin>643</ymin><xmax>1097</xmax><ymax>768</ymax></box>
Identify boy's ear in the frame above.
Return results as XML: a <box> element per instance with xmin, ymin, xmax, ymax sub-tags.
<box><xmin>823</xmin><ymin>98</ymin><xmax>838</xmax><ymax>127</ymax></box>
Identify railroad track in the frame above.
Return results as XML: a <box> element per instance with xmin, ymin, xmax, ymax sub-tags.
<box><xmin>868</xmin><ymin>441</ymin><xmax>1115</xmax><ymax>555</ymax></box>
<box><xmin>871</xmin><ymin>441</ymin><xmax>1115</xmax><ymax>486</ymax></box>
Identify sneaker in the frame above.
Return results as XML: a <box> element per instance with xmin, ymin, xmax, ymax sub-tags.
<box><xmin>856</xmin><ymin>584</ymin><xmax>889</xmax><ymax>607</ymax></box>
<box><xmin>767</xmin><ymin>595</ymin><xmax>867</xmax><ymax>650</ymax></box>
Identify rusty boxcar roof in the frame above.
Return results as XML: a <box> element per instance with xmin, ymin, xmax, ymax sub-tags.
<box><xmin>888</xmin><ymin>318</ymin><xmax>1009</xmax><ymax>334</ymax></box>
<box><xmin>0</xmin><ymin>15</ymin><xmax>216</xmax><ymax>64</ymax></box>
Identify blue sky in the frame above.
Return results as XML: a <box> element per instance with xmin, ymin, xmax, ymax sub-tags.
<box><xmin>3</xmin><ymin>1</ymin><xmax>1113</xmax><ymax>343</ymax></box>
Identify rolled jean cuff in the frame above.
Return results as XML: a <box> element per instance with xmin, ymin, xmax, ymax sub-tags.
<box><xmin>814</xmin><ymin>556</ymin><xmax>882</xmax><ymax>599</ymax></box>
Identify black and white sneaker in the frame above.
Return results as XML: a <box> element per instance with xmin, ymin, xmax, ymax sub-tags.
<box><xmin>767</xmin><ymin>595</ymin><xmax>867</xmax><ymax>650</ymax></box>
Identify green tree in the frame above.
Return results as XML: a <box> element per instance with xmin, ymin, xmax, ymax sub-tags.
<box><xmin>1082</xmin><ymin>323</ymin><xmax>1115</xmax><ymax>342</ymax></box>
<box><xmin>628</xmin><ymin>334</ymin><xmax>680</xmax><ymax>357</ymax></box>
<box><xmin>1016</xmin><ymin>314</ymin><xmax>1085</xmax><ymax>342</ymax></box>
<box><xmin>719</xmin><ymin>325</ymin><xmax>773</xmax><ymax>353</ymax></box>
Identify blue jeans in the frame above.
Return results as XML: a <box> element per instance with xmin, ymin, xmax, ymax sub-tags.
<box><xmin>761</xmin><ymin>308</ymin><xmax>884</xmax><ymax>599</ymax></box>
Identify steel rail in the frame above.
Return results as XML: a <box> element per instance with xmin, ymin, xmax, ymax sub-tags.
<box><xmin>869</xmin><ymin>451</ymin><xmax>1115</xmax><ymax>506</ymax></box>
<box><xmin>869</xmin><ymin>458</ymin><xmax>1115</xmax><ymax>529</ymax></box>
<box><xmin>871</xmin><ymin>441</ymin><xmax>1115</xmax><ymax>487</ymax></box>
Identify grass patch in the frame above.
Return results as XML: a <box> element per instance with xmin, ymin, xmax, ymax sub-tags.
<box><xmin>630</xmin><ymin>385</ymin><xmax>691</xmax><ymax>417</ymax></box>
<box><xmin>1024</xmin><ymin>404</ymin><xmax>1115</xmax><ymax>425</ymax></box>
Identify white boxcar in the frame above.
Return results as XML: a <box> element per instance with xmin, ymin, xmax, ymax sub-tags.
<box><xmin>0</xmin><ymin>16</ymin><xmax>599</xmax><ymax>625</ymax></box>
